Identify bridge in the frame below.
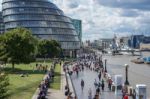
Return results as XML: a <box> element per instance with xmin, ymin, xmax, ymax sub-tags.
<box><xmin>112</xmin><ymin>49</ymin><xmax>141</xmax><ymax>56</ymax></box>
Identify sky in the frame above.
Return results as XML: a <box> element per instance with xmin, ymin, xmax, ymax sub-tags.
<box><xmin>1</xmin><ymin>0</ymin><xmax>150</xmax><ymax>41</ymax></box>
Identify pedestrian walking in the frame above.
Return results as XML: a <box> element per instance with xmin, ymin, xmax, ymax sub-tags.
<box><xmin>88</xmin><ymin>88</ymin><xmax>92</xmax><ymax>99</ymax></box>
<box><xmin>101</xmin><ymin>79</ymin><xmax>105</xmax><ymax>91</ymax></box>
<box><xmin>108</xmin><ymin>78</ymin><xmax>112</xmax><ymax>91</ymax></box>
<box><xmin>98</xmin><ymin>72</ymin><xmax>101</xmax><ymax>81</ymax></box>
<box><xmin>94</xmin><ymin>79</ymin><xmax>97</xmax><ymax>87</ymax></box>
<box><xmin>76</xmin><ymin>69</ymin><xmax>79</xmax><ymax>77</ymax></box>
<box><xmin>132</xmin><ymin>89</ymin><xmax>136</xmax><ymax>99</ymax></box>
<box><xmin>82</xmin><ymin>65</ymin><xmax>84</xmax><ymax>71</ymax></box>
<box><xmin>101</xmin><ymin>83</ymin><xmax>104</xmax><ymax>91</ymax></box>
<box><xmin>98</xmin><ymin>82</ymin><xmax>101</xmax><ymax>88</ymax></box>
<box><xmin>96</xmin><ymin>87</ymin><xmax>101</xmax><ymax>95</ymax></box>
<box><xmin>101</xmin><ymin>79</ymin><xmax>104</xmax><ymax>84</ymax></box>
<box><xmin>81</xmin><ymin>79</ymin><xmax>85</xmax><ymax>90</ymax></box>
<box><xmin>108</xmin><ymin>82</ymin><xmax>112</xmax><ymax>91</ymax></box>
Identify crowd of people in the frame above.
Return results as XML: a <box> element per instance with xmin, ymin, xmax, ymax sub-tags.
<box><xmin>37</xmin><ymin>60</ymin><xmax>60</xmax><ymax>99</ymax></box>
<box><xmin>78</xmin><ymin>53</ymin><xmax>111</xmax><ymax>99</ymax></box>
<box><xmin>35</xmin><ymin>63</ymin><xmax>48</xmax><ymax>72</ymax></box>
<box><xmin>65</xmin><ymin>52</ymin><xmax>130</xmax><ymax>99</ymax></box>
<box><xmin>64</xmin><ymin>53</ymin><xmax>105</xmax><ymax>99</ymax></box>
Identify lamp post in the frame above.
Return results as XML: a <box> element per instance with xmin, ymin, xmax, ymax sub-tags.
<box><xmin>124</xmin><ymin>64</ymin><xmax>129</xmax><ymax>85</ymax></box>
<box><xmin>104</xmin><ymin>58</ymin><xmax>107</xmax><ymax>72</ymax></box>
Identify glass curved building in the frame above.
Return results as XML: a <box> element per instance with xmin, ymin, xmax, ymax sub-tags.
<box><xmin>0</xmin><ymin>12</ymin><xmax>4</xmax><ymax>34</ymax></box>
<box><xmin>2</xmin><ymin>0</ymin><xmax>80</xmax><ymax>56</ymax></box>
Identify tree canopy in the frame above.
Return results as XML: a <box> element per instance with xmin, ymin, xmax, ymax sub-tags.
<box><xmin>0</xmin><ymin>27</ymin><xmax>62</xmax><ymax>69</ymax></box>
<box><xmin>38</xmin><ymin>39</ymin><xmax>61</xmax><ymax>58</ymax></box>
<box><xmin>0</xmin><ymin>28</ymin><xmax>37</xmax><ymax>69</ymax></box>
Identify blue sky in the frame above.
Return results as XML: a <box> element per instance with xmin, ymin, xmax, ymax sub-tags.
<box><xmin>1</xmin><ymin>0</ymin><xmax>150</xmax><ymax>41</ymax></box>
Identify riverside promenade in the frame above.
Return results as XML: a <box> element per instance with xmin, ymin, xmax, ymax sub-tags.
<box><xmin>71</xmin><ymin>68</ymin><xmax>124</xmax><ymax>99</ymax></box>
<box><xmin>46</xmin><ymin>64</ymin><xmax>66</xmax><ymax>99</ymax></box>
<box><xmin>68</xmin><ymin>51</ymin><xmax>150</xmax><ymax>99</ymax></box>
<box><xmin>103</xmin><ymin>52</ymin><xmax>150</xmax><ymax>98</ymax></box>
<box><xmin>32</xmin><ymin>52</ymin><xmax>150</xmax><ymax>99</ymax></box>
<box><xmin>69</xmin><ymin>61</ymin><xmax>132</xmax><ymax>99</ymax></box>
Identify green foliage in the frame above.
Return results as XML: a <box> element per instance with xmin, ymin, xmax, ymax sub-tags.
<box><xmin>51</xmin><ymin>40</ymin><xmax>62</xmax><ymax>57</ymax></box>
<box><xmin>38</xmin><ymin>39</ymin><xmax>61</xmax><ymax>58</ymax></box>
<box><xmin>0</xmin><ymin>73</ymin><xmax>9</xmax><ymax>99</ymax></box>
<box><xmin>4</xmin><ymin>62</ymin><xmax>51</xmax><ymax>99</ymax></box>
<box><xmin>0</xmin><ymin>28</ymin><xmax>38</xmax><ymax>68</ymax></box>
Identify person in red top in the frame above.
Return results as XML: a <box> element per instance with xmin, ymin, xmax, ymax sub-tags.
<box><xmin>124</xmin><ymin>94</ymin><xmax>129</xmax><ymax>99</ymax></box>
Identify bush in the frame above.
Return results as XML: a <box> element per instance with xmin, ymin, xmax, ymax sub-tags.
<box><xmin>0</xmin><ymin>73</ymin><xmax>9</xmax><ymax>99</ymax></box>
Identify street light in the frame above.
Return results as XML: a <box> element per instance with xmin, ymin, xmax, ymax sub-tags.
<box><xmin>124</xmin><ymin>64</ymin><xmax>129</xmax><ymax>85</ymax></box>
<box><xmin>104</xmin><ymin>58</ymin><xmax>107</xmax><ymax>72</ymax></box>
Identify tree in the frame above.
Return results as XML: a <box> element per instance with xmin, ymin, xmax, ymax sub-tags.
<box><xmin>38</xmin><ymin>39</ymin><xmax>61</xmax><ymax>58</ymax></box>
<box><xmin>0</xmin><ymin>28</ymin><xmax>37</xmax><ymax>69</ymax></box>
<box><xmin>38</xmin><ymin>39</ymin><xmax>52</xmax><ymax>58</ymax></box>
<box><xmin>50</xmin><ymin>40</ymin><xmax>62</xmax><ymax>57</ymax></box>
<box><xmin>0</xmin><ymin>73</ymin><xmax>9</xmax><ymax>99</ymax></box>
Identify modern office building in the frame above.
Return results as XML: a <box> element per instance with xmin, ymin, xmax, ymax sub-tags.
<box><xmin>0</xmin><ymin>12</ymin><xmax>4</xmax><ymax>34</ymax></box>
<box><xmin>83</xmin><ymin>40</ymin><xmax>91</xmax><ymax>47</ymax></box>
<box><xmin>2</xmin><ymin>0</ymin><xmax>80</xmax><ymax>57</ymax></box>
<box><xmin>128</xmin><ymin>35</ymin><xmax>144</xmax><ymax>48</ymax></box>
<box><xmin>143</xmin><ymin>36</ymin><xmax>150</xmax><ymax>44</ymax></box>
<box><xmin>99</xmin><ymin>38</ymin><xmax>113</xmax><ymax>49</ymax></box>
<box><xmin>71</xmin><ymin>19</ymin><xmax>82</xmax><ymax>44</ymax></box>
<box><xmin>128</xmin><ymin>35</ymin><xmax>150</xmax><ymax>49</ymax></box>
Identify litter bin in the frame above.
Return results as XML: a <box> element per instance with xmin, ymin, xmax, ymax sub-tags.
<box><xmin>136</xmin><ymin>84</ymin><xmax>147</xmax><ymax>99</ymax></box>
<box><xmin>111</xmin><ymin>84</ymin><xmax>115</xmax><ymax>92</ymax></box>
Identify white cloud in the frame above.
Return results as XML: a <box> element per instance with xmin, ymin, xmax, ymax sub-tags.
<box><xmin>1</xmin><ymin>0</ymin><xmax>150</xmax><ymax>41</ymax></box>
<box><xmin>0</xmin><ymin>0</ymin><xmax>2</xmax><ymax>11</ymax></box>
<box><xmin>51</xmin><ymin>0</ymin><xmax>150</xmax><ymax>41</ymax></box>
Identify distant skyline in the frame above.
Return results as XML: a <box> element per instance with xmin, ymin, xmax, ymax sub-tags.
<box><xmin>1</xmin><ymin>0</ymin><xmax>150</xmax><ymax>41</ymax></box>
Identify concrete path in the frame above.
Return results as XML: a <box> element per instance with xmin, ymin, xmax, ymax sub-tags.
<box><xmin>47</xmin><ymin>89</ymin><xmax>65</xmax><ymax>99</ymax></box>
<box><xmin>71</xmin><ymin>67</ymin><xmax>126</xmax><ymax>99</ymax></box>
<box><xmin>103</xmin><ymin>53</ymin><xmax>150</xmax><ymax>98</ymax></box>
<box><xmin>32</xmin><ymin>71</ymin><xmax>51</xmax><ymax>99</ymax></box>
<box><xmin>47</xmin><ymin>65</ymin><xmax>66</xmax><ymax>99</ymax></box>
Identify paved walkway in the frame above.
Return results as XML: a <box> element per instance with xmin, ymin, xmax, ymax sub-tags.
<box><xmin>69</xmin><ymin>58</ymin><xmax>134</xmax><ymax>99</ymax></box>
<box><xmin>32</xmin><ymin>70</ymin><xmax>51</xmax><ymax>99</ymax></box>
<box><xmin>47</xmin><ymin>65</ymin><xmax>66</xmax><ymax>99</ymax></box>
<box><xmin>47</xmin><ymin>89</ymin><xmax>65</xmax><ymax>99</ymax></box>
<box><xmin>32</xmin><ymin>63</ymin><xmax>76</xmax><ymax>99</ymax></box>
<box><xmin>103</xmin><ymin>54</ymin><xmax>150</xmax><ymax>98</ymax></box>
<box><xmin>71</xmin><ymin>68</ymin><xmax>125</xmax><ymax>99</ymax></box>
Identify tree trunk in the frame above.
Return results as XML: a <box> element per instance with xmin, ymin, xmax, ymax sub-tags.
<box><xmin>12</xmin><ymin>62</ymin><xmax>15</xmax><ymax>70</ymax></box>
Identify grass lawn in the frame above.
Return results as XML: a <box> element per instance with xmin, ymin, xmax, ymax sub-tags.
<box><xmin>50</xmin><ymin>64</ymin><xmax>61</xmax><ymax>90</ymax></box>
<box><xmin>4</xmin><ymin>61</ymin><xmax>51</xmax><ymax>99</ymax></box>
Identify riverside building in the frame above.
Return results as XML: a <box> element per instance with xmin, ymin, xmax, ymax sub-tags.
<box><xmin>0</xmin><ymin>12</ymin><xmax>4</xmax><ymax>34</ymax></box>
<box><xmin>1</xmin><ymin>0</ymin><xmax>80</xmax><ymax>57</ymax></box>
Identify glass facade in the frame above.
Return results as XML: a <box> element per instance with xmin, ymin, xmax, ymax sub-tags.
<box><xmin>0</xmin><ymin>12</ymin><xmax>4</xmax><ymax>34</ymax></box>
<box><xmin>2</xmin><ymin>0</ymin><xmax>80</xmax><ymax>50</ymax></box>
<box><xmin>72</xmin><ymin>19</ymin><xmax>82</xmax><ymax>43</ymax></box>
<box><xmin>128</xmin><ymin>35</ymin><xmax>144</xmax><ymax>49</ymax></box>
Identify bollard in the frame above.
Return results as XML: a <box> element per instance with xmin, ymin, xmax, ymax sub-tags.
<box><xmin>111</xmin><ymin>83</ymin><xmax>115</xmax><ymax>92</ymax></box>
